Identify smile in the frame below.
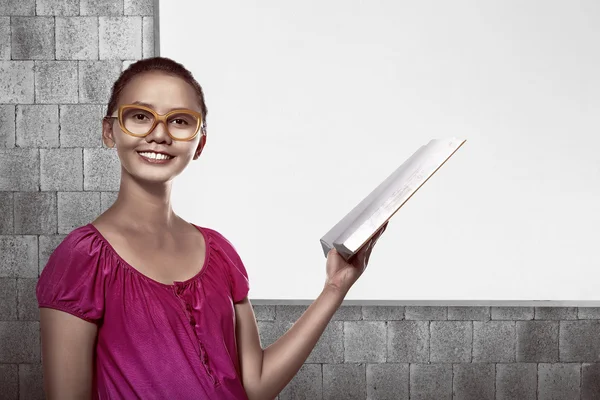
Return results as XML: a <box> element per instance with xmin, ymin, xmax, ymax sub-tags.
<box><xmin>137</xmin><ymin>151</ymin><xmax>175</xmax><ymax>163</ymax></box>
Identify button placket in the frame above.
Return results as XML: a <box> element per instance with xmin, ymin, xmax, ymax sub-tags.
<box><xmin>172</xmin><ymin>284</ymin><xmax>219</xmax><ymax>386</ymax></box>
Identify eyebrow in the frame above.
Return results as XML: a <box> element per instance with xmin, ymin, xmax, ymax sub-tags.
<box><xmin>131</xmin><ymin>101</ymin><xmax>198</xmax><ymax>113</ymax></box>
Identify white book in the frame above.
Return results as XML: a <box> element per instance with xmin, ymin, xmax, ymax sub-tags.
<box><xmin>320</xmin><ymin>137</ymin><xmax>466</xmax><ymax>261</ymax></box>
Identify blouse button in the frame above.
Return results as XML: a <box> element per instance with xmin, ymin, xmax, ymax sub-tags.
<box><xmin>186</xmin><ymin>303</ymin><xmax>192</xmax><ymax>312</ymax></box>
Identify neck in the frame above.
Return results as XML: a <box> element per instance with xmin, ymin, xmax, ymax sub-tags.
<box><xmin>107</xmin><ymin>172</ymin><xmax>181</xmax><ymax>234</ymax></box>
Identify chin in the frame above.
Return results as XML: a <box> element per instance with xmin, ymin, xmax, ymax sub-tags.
<box><xmin>122</xmin><ymin>160</ymin><xmax>180</xmax><ymax>184</ymax></box>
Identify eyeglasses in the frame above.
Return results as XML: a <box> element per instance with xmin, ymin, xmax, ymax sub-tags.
<box><xmin>105</xmin><ymin>104</ymin><xmax>205</xmax><ymax>141</ymax></box>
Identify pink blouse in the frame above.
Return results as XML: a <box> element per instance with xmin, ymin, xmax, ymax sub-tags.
<box><xmin>36</xmin><ymin>223</ymin><xmax>251</xmax><ymax>400</ymax></box>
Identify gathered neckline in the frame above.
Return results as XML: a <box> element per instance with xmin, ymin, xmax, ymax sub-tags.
<box><xmin>85</xmin><ymin>222</ymin><xmax>212</xmax><ymax>288</ymax></box>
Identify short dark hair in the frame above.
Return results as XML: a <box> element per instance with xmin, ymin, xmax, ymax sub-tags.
<box><xmin>105</xmin><ymin>57</ymin><xmax>208</xmax><ymax>130</ymax></box>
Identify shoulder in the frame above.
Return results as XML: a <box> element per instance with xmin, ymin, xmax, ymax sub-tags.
<box><xmin>37</xmin><ymin>223</ymin><xmax>108</xmax><ymax>323</ymax></box>
<box><xmin>193</xmin><ymin>224</ymin><xmax>250</xmax><ymax>302</ymax></box>
<box><xmin>199</xmin><ymin>225</ymin><xmax>234</xmax><ymax>245</ymax></box>
<box><xmin>47</xmin><ymin>224</ymin><xmax>103</xmax><ymax>263</ymax></box>
<box><xmin>196</xmin><ymin>224</ymin><xmax>241</xmax><ymax>257</ymax></box>
<box><xmin>38</xmin><ymin>223</ymin><xmax>112</xmax><ymax>292</ymax></box>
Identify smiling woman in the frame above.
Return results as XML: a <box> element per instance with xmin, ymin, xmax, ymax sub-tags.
<box><xmin>35</xmin><ymin>56</ymin><xmax>386</xmax><ymax>400</ymax></box>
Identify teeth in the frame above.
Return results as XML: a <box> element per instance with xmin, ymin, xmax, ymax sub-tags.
<box><xmin>139</xmin><ymin>152</ymin><xmax>172</xmax><ymax>160</ymax></box>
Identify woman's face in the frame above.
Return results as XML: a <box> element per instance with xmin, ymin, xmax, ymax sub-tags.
<box><xmin>102</xmin><ymin>71</ymin><xmax>206</xmax><ymax>184</ymax></box>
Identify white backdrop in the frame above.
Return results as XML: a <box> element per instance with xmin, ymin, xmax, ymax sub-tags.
<box><xmin>158</xmin><ymin>0</ymin><xmax>600</xmax><ymax>304</ymax></box>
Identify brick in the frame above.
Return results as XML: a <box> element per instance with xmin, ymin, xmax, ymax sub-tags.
<box><xmin>452</xmin><ymin>363</ymin><xmax>494</xmax><ymax>400</ymax></box>
<box><xmin>496</xmin><ymin>363</ymin><xmax>537</xmax><ymax>400</ymax></box>
<box><xmin>448</xmin><ymin>306</ymin><xmax>490</xmax><ymax>321</ymax></box>
<box><xmin>56</xmin><ymin>17</ymin><xmax>99</xmax><ymax>60</ymax></box>
<box><xmin>17</xmin><ymin>278</ymin><xmax>39</xmax><ymax>320</ymax></box>
<box><xmin>81</xmin><ymin>0</ymin><xmax>124</xmax><ymax>16</ymax></box>
<box><xmin>14</xmin><ymin>191</ymin><xmax>57</xmax><ymax>234</ymax></box>
<box><xmin>79</xmin><ymin>61</ymin><xmax>122</xmax><ymax>103</ymax></box>
<box><xmin>405</xmin><ymin>306</ymin><xmax>446</xmax><ymax>320</ymax></box>
<box><xmin>83</xmin><ymin>148</ymin><xmax>121</xmax><ymax>191</ymax></box>
<box><xmin>0</xmin><ymin>61</ymin><xmax>34</xmax><ymax>103</ymax></box>
<box><xmin>11</xmin><ymin>17</ymin><xmax>54</xmax><ymax>60</ymax></box>
<box><xmin>0</xmin><ymin>149</ymin><xmax>39</xmax><ymax>191</ymax></box>
<box><xmin>409</xmin><ymin>364</ymin><xmax>452</xmax><ymax>400</ymax></box>
<box><xmin>275</xmin><ymin>304</ymin><xmax>308</xmax><ymax>322</ymax></box>
<box><xmin>36</xmin><ymin>0</ymin><xmax>79</xmax><ymax>16</ymax></box>
<box><xmin>332</xmin><ymin>305</ymin><xmax>361</xmax><ymax>320</ymax></box>
<box><xmin>0</xmin><ymin>104</ymin><xmax>16</xmax><ymax>147</ymax></box>
<box><xmin>0</xmin><ymin>278</ymin><xmax>18</xmax><ymax>320</ymax></box>
<box><xmin>538</xmin><ymin>363</ymin><xmax>580</xmax><ymax>400</ymax></box>
<box><xmin>19</xmin><ymin>363</ymin><xmax>44</xmax><ymax>400</ymax></box>
<box><xmin>16</xmin><ymin>104</ymin><xmax>59</xmax><ymax>148</ymax></box>
<box><xmin>122</xmin><ymin>60</ymin><xmax>136</xmax><ymax>71</ymax></box>
<box><xmin>362</xmin><ymin>305</ymin><xmax>404</xmax><ymax>321</ymax></box>
<box><xmin>0</xmin><ymin>0</ymin><xmax>34</xmax><ymax>15</ymax></box>
<box><xmin>57</xmin><ymin>191</ymin><xmax>101</xmax><ymax>234</ymax></box>
<box><xmin>35</xmin><ymin>61</ymin><xmax>78</xmax><ymax>103</ymax></box>
<box><xmin>516</xmin><ymin>321</ymin><xmax>559</xmax><ymax>362</ymax></box>
<box><xmin>60</xmin><ymin>104</ymin><xmax>104</xmax><ymax>147</ymax></box>
<box><xmin>0</xmin><ymin>321</ymin><xmax>40</xmax><ymax>363</ymax></box>
<box><xmin>125</xmin><ymin>0</ymin><xmax>153</xmax><ymax>15</ymax></box>
<box><xmin>99</xmin><ymin>17</ymin><xmax>142</xmax><ymax>60</ymax></box>
<box><xmin>278</xmin><ymin>364</ymin><xmax>321</xmax><ymax>400</ymax></box>
<box><xmin>258</xmin><ymin>320</ymin><xmax>342</xmax><ymax>371</ymax></box>
<box><xmin>491</xmin><ymin>306</ymin><xmax>534</xmax><ymax>320</ymax></box>
<box><xmin>578</xmin><ymin>307</ymin><xmax>600</xmax><ymax>319</ymax></box>
<box><xmin>257</xmin><ymin>321</ymin><xmax>292</xmax><ymax>349</ymax></box>
<box><xmin>100</xmin><ymin>191</ymin><xmax>118</xmax><ymax>212</ymax></box>
<box><xmin>560</xmin><ymin>320</ymin><xmax>600</xmax><ymax>362</ymax></box>
<box><xmin>39</xmin><ymin>234</ymin><xmax>67</xmax><ymax>275</ymax></box>
<box><xmin>366</xmin><ymin>363</ymin><xmax>409</xmax><ymax>400</ymax></box>
<box><xmin>323</xmin><ymin>364</ymin><xmax>366</xmax><ymax>400</ymax></box>
<box><xmin>0</xmin><ymin>364</ymin><xmax>18</xmax><ymax>400</ymax></box>
<box><xmin>387</xmin><ymin>321</ymin><xmax>428</xmax><ymax>363</ymax></box>
<box><xmin>473</xmin><ymin>321</ymin><xmax>515</xmax><ymax>362</ymax></box>
<box><xmin>582</xmin><ymin>363</ymin><xmax>600</xmax><ymax>400</ymax></box>
<box><xmin>344</xmin><ymin>321</ymin><xmax>386</xmax><ymax>362</ymax></box>
<box><xmin>306</xmin><ymin>321</ymin><xmax>343</xmax><ymax>363</ymax></box>
<box><xmin>40</xmin><ymin>148</ymin><xmax>84</xmax><ymax>191</ymax></box>
<box><xmin>252</xmin><ymin>305</ymin><xmax>275</xmax><ymax>321</ymax></box>
<box><xmin>0</xmin><ymin>191</ymin><xmax>14</xmax><ymax>233</ymax></box>
<box><xmin>430</xmin><ymin>321</ymin><xmax>472</xmax><ymax>362</ymax></box>
<box><xmin>535</xmin><ymin>307</ymin><xmax>577</xmax><ymax>320</ymax></box>
<box><xmin>0</xmin><ymin>18</ymin><xmax>10</xmax><ymax>59</ymax></box>
<box><xmin>142</xmin><ymin>16</ymin><xmax>154</xmax><ymax>58</ymax></box>
<box><xmin>0</xmin><ymin>235</ymin><xmax>38</xmax><ymax>278</ymax></box>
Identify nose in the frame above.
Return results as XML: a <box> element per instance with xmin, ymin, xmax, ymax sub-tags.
<box><xmin>145</xmin><ymin>119</ymin><xmax>172</xmax><ymax>144</ymax></box>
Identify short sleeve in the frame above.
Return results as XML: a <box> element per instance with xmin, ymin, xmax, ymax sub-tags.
<box><xmin>207</xmin><ymin>228</ymin><xmax>250</xmax><ymax>303</ymax></box>
<box><xmin>36</xmin><ymin>228</ymin><xmax>106</xmax><ymax>324</ymax></box>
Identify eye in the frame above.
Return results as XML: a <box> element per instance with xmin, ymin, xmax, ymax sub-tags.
<box><xmin>133</xmin><ymin>113</ymin><xmax>149</xmax><ymax>121</ymax></box>
<box><xmin>171</xmin><ymin>118</ymin><xmax>188</xmax><ymax>125</ymax></box>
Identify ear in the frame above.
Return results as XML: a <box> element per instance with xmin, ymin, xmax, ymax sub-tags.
<box><xmin>102</xmin><ymin>117</ymin><xmax>116</xmax><ymax>148</ymax></box>
<box><xmin>193</xmin><ymin>134</ymin><xmax>207</xmax><ymax>160</ymax></box>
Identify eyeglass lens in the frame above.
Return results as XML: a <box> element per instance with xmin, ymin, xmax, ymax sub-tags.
<box><xmin>122</xmin><ymin>107</ymin><xmax>200</xmax><ymax>139</ymax></box>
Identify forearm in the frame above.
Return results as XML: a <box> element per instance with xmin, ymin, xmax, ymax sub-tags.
<box><xmin>254</xmin><ymin>286</ymin><xmax>345</xmax><ymax>400</ymax></box>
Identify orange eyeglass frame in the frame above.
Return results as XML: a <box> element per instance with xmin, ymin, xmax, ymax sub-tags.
<box><xmin>105</xmin><ymin>104</ymin><xmax>205</xmax><ymax>142</ymax></box>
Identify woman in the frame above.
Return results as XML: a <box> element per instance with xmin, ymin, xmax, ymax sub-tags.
<box><xmin>36</xmin><ymin>57</ymin><xmax>387</xmax><ymax>400</ymax></box>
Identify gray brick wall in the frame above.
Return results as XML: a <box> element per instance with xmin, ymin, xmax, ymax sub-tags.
<box><xmin>0</xmin><ymin>2</ymin><xmax>599</xmax><ymax>399</ymax></box>
<box><xmin>0</xmin><ymin>1</ymin><xmax>153</xmax><ymax>399</ymax></box>
<box><xmin>254</xmin><ymin>305</ymin><xmax>600</xmax><ymax>400</ymax></box>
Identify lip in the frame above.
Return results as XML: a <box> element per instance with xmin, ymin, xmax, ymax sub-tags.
<box><xmin>137</xmin><ymin>151</ymin><xmax>175</xmax><ymax>164</ymax></box>
<box><xmin>137</xmin><ymin>149</ymin><xmax>174</xmax><ymax>157</ymax></box>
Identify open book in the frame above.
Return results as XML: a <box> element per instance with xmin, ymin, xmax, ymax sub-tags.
<box><xmin>320</xmin><ymin>137</ymin><xmax>466</xmax><ymax>261</ymax></box>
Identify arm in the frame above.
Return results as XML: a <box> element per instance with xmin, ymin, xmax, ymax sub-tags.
<box><xmin>235</xmin><ymin>224</ymin><xmax>387</xmax><ymax>399</ymax></box>
<box><xmin>235</xmin><ymin>286</ymin><xmax>345</xmax><ymax>400</ymax></box>
<box><xmin>39</xmin><ymin>308</ymin><xmax>98</xmax><ymax>400</ymax></box>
